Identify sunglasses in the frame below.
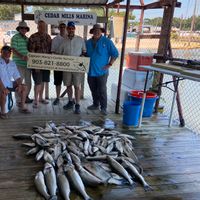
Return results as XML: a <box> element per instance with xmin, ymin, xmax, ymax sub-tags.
<box><xmin>20</xmin><ymin>27</ymin><xmax>28</xmax><ymax>30</ymax></box>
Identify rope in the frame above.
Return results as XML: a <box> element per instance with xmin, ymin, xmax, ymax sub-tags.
<box><xmin>7</xmin><ymin>92</ymin><xmax>13</xmax><ymax>111</ymax></box>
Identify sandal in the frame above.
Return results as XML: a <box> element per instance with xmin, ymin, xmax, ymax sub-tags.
<box><xmin>33</xmin><ymin>102</ymin><xmax>39</xmax><ymax>108</ymax></box>
<box><xmin>0</xmin><ymin>113</ymin><xmax>8</xmax><ymax>119</ymax></box>
<box><xmin>19</xmin><ymin>108</ymin><xmax>31</xmax><ymax>114</ymax></box>
<box><xmin>40</xmin><ymin>99</ymin><xmax>49</xmax><ymax>104</ymax></box>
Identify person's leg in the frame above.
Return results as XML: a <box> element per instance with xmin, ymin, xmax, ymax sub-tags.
<box><xmin>67</xmin><ymin>85</ymin><xmax>73</xmax><ymax>101</ymax></box>
<box><xmin>53</xmin><ymin>71</ymin><xmax>63</xmax><ymax>105</ymax></box>
<box><xmin>97</xmin><ymin>73</ymin><xmax>108</xmax><ymax>112</ymax></box>
<box><xmin>87</xmin><ymin>76</ymin><xmax>100</xmax><ymax>108</ymax></box>
<box><xmin>39</xmin><ymin>70</ymin><xmax>50</xmax><ymax>103</ymax></box>
<box><xmin>24</xmin><ymin>68</ymin><xmax>32</xmax><ymax>98</ymax></box>
<box><xmin>15</xmin><ymin>66</ymin><xmax>25</xmax><ymax>105</ymax></box>
<box><xmin>16</xmin><ymin>84</ymin><xmax>30</xmax><ymax>113</ymax></box>
<box><xmin>73</xmin><ymin>73</ymin><xmax>84</xmax><ymax>114</ymax></box>
<box><xmin>24</xmin><ymin>68</ymin><xmax>32</xmax><ymax>103</ymax></box>
<box><xmin>32</xmin><ymin>69</ymin><xmax>42</xmax><ymax>107</ymax></box>
<box><xmin>63</xmin><ymin>72</ymin><xmax>74</xmax><ymax>109</ymax></box>
<box><xmin>39</xmin><ymin>82</ymin><xmax>44</xmax><ymax>102</ymax></box>
<box><xmin>0</xmin><ymin>90</ymin><xmax>7</xmax><ymax>114</ymax></box>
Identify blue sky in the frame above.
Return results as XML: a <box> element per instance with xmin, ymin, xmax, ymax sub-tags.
<box><xmin>27</xmin><ymin>0</ymin><xmax>195</xmax><ymax>20</ymax></box>
<box><xmin>127</xmin><ymin>0</ymin><xmax>195</xmax><ymax>20</ymax></box>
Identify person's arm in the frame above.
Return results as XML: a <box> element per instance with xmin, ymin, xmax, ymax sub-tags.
<box><xmin>81</xmin><ymin>39</ymin><xmax>87</xmax><ymax>56</ymax></box>
<box><xmin>103</xmin><ymin>39</ymin><xmax>119</xmax><ymax>70</ymax></box>
<box><xmin>28</xmin><ymin>36</ymin><xmax>35</xmax><ymax>52</ymax></box>
<box><xmin>12</xmin><ymin>48</ymin><xmax>27</xmax><ymax>61</ymax></box>
<box><xmin>11</xmin><ymin>36</ymin><xmax>27</xmax><ymax>61</ymax></box>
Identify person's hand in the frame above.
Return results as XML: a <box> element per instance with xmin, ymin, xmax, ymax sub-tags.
<box><xmin>2</xmin><ymin>88</ymin><xmax>10</xmax><ymax>96</ymax></box>
<box><xmin>103</xmin><ymin>64</ymin><xmax>112</xmax><ymax>70</ymax></box>
<box><xmin>23</xmin><ymin>56</ymin><xmax>28</xmax><ymax>61</ymax></box>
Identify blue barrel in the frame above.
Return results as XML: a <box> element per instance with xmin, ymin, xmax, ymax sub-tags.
<box><xmin>130</xmin><ymin>96</ymin><xmax>157</xmax><ymax>117</ymax></box>
<box><xmin>123</xmin><ymin>101</ymin><xmax>141</xmax><ymax>126</ymax></box>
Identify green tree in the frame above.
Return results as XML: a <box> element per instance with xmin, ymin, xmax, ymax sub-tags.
<box><xmin>0</xmin><ymin>4</ymin><xmax>21</xmax><ymax>20</ymax></box>
<box><xmin>32</xmin><ymin>6</ymin><xmax>64</xmax><ymax>12</ymax></box>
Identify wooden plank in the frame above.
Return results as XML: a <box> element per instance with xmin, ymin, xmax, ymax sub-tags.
<box><xmin>1</xmin><ymin>103</ymin><xmax>200</xmax><ymax>200</ymax></box>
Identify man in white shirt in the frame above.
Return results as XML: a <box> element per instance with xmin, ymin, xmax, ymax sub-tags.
<box><xmin>58</xmin><ymin>21</ymin><xmax>86</xmax><ymax>114</ymax></box>
<box><xmin>51</xmin><ymin>22</ymin><xmax>66</xmax><ymax>105</ymax></box>
<box><xmin>0</xmin><ymin>46</ymin><xmax>30</xmax><ymax>119</ymax></box>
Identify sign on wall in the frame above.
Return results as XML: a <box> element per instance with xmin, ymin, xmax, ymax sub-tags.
<box><xmin>27</xmin><ymin>53</ymin><xmax>90</xmax><ymax>73</ymax></box>
<box><xmin>34</xmin><ymin>10</ymin><xmax>97</xmax><ymax>25</ymax></box>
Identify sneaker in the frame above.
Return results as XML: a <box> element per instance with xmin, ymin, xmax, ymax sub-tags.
<box><xmin>25</xmin><ymin>96</ymin><xmax>33</xmax><ymax>104</ymax></box>
<box><xmin>74</xmin><ymin>104</ymin><xmax>81</xmax><ymax>114</ymax></box>
<box><xmin>53</xmin><ymin>98</ymin><xmax>60</xmax><ymax>105</ymax></box>
<box><xmin>63</xmin><ymin>101</ymin><xmax>74</xmax><ymax>110</ymax></box>
<box><xmin>87</xmin><ymin>104</ymin><xmax>99</xmax><ymax>110</ymax></box>
<box><xmin>100</xmin><ymin>109</ymin><xmax>107</xmax><ymax>116</ymax></box>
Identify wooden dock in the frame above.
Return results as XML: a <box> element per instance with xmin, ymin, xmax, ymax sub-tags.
<box><xmin>0</xmin><ymin>98</ymin><xmax>200</xmax><ymax>200</ymax></box>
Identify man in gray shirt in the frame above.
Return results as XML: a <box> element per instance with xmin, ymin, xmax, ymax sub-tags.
<box><xmin>58</xmin><ymin>21</ymin><xmax>86</xmax><ymax>114</ymax></box>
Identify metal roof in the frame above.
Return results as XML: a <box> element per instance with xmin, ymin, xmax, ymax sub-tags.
<box><xmin>0</xmin><ymin>0</ymin><xmax>114</xmax><ymax>6</ymax></box>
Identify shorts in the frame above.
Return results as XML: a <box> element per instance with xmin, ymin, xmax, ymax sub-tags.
<box><xmin>63</xmin><ymin>72</ymin><xmax>84</xmax><ymax>87</ymax></box>
<box><xmin>32</xmin><ymin>69</ymin><xmax>50</xmax><ymax>85</ymax></box>
<box><xmin>17</xmin><ymin>66</ymin><xmax>31</xmax><ymax>87</ymax></box>
<box><xmin>54</xmin><ymin>71</ymin><xmax>63</xmax><ymax>86</ymax></box>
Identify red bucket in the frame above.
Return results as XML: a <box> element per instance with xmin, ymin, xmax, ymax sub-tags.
<box><xmin>129</xmin><ymin>90</ymin><xmax>157</xmax><ymax>117</ymax></box>
<box><xmin>130</xmin><ymin>90</ymin><xmax>157</xmax><ymax>99</ymax></box>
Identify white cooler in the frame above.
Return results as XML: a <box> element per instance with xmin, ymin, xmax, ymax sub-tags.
<box><xmin>122</xmin><ymin>68</ymin><xmax>154</xmax><ymax>90</ymax></box>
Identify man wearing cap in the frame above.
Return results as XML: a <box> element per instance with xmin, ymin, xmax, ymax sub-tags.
<box><xmin>51</xmin><ymin>22</ymin><xmax>66</xmax><ymax>105</ymax></box>
<box><xmin>58</xmin><ymin>21</ymin><xmax>86</xmax><ymax>114</ymax></box>
<box><xmin>28</xmin><ymin>20</ymin><xmax>52</xmax><ymax>108</ymax></box>
<box><xmin>86</xmin><ymin>24</ymin><xmax>119</xmax><ymax>115</ymax></box>
<box><xmin>11</xmin><ymin>21</ymin><xmax>33</xmax><ymax>104</ymax></box>
<box><xmin>0</xmin><ymin>46</ymin><xmax>30</xmax><ymax>119</ymax></box>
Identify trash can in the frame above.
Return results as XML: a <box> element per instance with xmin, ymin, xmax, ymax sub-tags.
<box><xmin>123</xmin><ymin>101</ymin><xmax>141</xmax><ymax>126</ymax></box>
<box><xmin>129</xmin><ymin>90</ymin><xmax>157</xmax><ymax>117</ymax></box>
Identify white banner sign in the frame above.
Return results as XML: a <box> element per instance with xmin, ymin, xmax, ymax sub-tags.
<box><xmin>27</xmin><ymin>53</ymin><xmax>90</xmax><ymax>73</ymax></box>
<box><xmin>34</xmin><ymin>10</ymin><xmax>97</xmax><ymax>25</ymax></box>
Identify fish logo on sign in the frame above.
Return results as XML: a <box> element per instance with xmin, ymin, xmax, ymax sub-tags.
<box><xmin>78</xmin><ymin>62</ymin><xmax>86</xmax><ymax>71</ymax></box>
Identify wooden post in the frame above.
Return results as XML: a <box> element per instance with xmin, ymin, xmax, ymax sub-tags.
<box><xmin>21</xmin><ymin>4</ymin><xmax>24</xmax><ymax>21</ymax></box>
<box><xmin>155</xmin><ymin>0</ymin><xmax>176</xmax><ymax>113</ymax></box>
<box><xmin>135</xmin><ymin>0</ymin><xmax>144</xmax><ymax>51</ymax></box>
<box><xmin>115</xmin><ymin>0</ymin><xmax>131</xmax><ymax>113</ymax></box>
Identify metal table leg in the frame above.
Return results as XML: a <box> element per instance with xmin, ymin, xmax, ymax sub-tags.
<box><xmin>138</xmin><ymin>70</ymin><xmax>149</xmax><ymax>127</ymax></box>
<box><xmin>168</xmin><ymin>77</ymin><xmax>180</xmax><ymax>127</ymax></box>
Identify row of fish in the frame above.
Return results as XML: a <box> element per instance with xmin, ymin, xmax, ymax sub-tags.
<box><xmin>13</xmin><ymin>121</ymin><xmax>152</xmax><ymax>200</ymax></box>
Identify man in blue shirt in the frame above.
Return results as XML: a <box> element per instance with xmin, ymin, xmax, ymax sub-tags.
<box><xmin>86</xmin><ymin>24</ymin><xmax>119</xmax><ymax>115</ymax></box>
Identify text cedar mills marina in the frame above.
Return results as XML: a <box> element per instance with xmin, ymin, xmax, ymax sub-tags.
<box><xmin>44</xmin><ymin>13</ymin><xmax>94</xmax><ymax>19</ymax></box>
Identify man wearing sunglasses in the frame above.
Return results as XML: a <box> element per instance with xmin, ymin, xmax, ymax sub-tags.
<box><xmin>11</xmin><ymin>21</ymin><xmax>33</xmax><ymax>105</ymax></box>
<box><xmin>58</xmin><ymin>21</ymin><xmax>86</xmax><ymax>114</ymax></box>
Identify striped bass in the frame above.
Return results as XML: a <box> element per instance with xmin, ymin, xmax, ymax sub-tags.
<box><xmin>122</xmin><ymin>160</ymin><xmax>152</xmax><ymax>191</ymax></box>
<box><xmin>43</xmin><ymin>163</ymin><xmax>57</xmax><ymax>199</ymax></box>
<box><xmin>107</xmin><ymin>156</ymin><xmax>133</xmax><ymax>185</ymax></box>
<box><xmin>76</xmin><ymin>164</ymin><xmax>103</xmax><ymax>186</ymax></box>
<box><xmin>34</xmin><ymin>171</ymin><xmax>50</xmax><ymax>200</ymax></box>
<box><xmin>57</xmin><ymin>168</ymin><xmax>71</xmax><ymax>200</ymax></box>
<box><xmin>64</xmin><ymin>164</ymin><xmax>92</xmax><ymax>200</ymax></box>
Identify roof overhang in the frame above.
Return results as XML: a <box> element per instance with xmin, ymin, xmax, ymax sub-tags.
<box><xmin>0</xmin><ymin>0</ymin><xmax>124</xmax><ymax>7</ymax></box>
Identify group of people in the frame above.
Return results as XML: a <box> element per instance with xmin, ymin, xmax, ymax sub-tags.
<box><xmin>0</xmin><ymin>20</ymin><xmax>118</xmax><ymax>118</ymax></box>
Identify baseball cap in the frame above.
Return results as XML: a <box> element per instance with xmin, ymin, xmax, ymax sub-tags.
<box><xmin>67</xmin><ymin>21</ymin><xmax>75</xmax><ymax>27</ymax></box>
<box><xmin>1</xmin><ymin>45</ymin><xmax>12</xmax><ymax>52</ymax></box>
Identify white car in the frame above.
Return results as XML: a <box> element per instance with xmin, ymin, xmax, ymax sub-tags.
<box><xmin>3</xmin><ymin>30</ymin><xmax>18</xmax><ymax>45</ymax></box>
